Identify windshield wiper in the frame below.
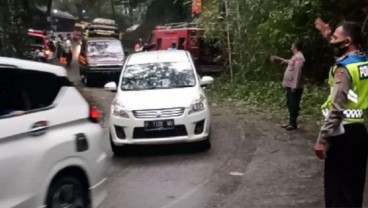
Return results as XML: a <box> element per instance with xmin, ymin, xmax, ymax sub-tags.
<box><xmin>121</xmin><ymin>86</ymin><xmax>163</xmax><ymax>91</ymax></box>
<box><xmin>172</xmin><ymin>85</ymin><xmax>194</xmax><ymax>88</ymax></box>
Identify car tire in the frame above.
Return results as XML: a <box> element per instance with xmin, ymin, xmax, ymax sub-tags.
<box><xmin>46</xmin><ymin>176</ymin><xmax>90</xmax><ymax>208</ymax></box>
<box><xmin>83</xmin><ymin>74</ymin><xmax>94</xmax><ymax>87</ymax></box>
<box><xmin>110</xmin><ymin>134</ymin><xmax>126</xmax><ymax>156</ymax></box>
<box><xmin>198</xmin><ymin>136</ymin><xmax>211</xmax><ymax>151</ymax></box>
<box><xmin>79</xmin><ymin>67</ymin><xmax>83</xmax><ymax>77</ymax></box>
<box><xmin>197</xmin><ymin>128</ymin><xmax>211</xmax><ymax>151</ymax></box>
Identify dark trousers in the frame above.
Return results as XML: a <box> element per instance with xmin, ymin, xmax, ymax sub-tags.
<box><xmin>285</xmin><ymin>87</ymin><xmax>303</xmax><ymax>127</ymax></box>
<box><xmin>65</xmin><ymin>52</ymin><xmax>73</xmax><ymax>66</ymax></box>
<box><xmin>325</xmin><ymin>124</ymin><xmax>368</xmax><ymax>208</ymax></box>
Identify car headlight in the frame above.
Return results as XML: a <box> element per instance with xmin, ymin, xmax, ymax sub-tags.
<box><xmin>189</xmin><ymin>94</ymin><xmax>206</xmax><ymax>115</ymax></box>
<box><xmin>112</xmin><ymin>99</ymin><xmax>129</xmax><ymax>118</ymax></box>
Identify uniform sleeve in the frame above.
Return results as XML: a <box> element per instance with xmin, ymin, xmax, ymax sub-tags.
<box><xmin>291</xmin><ymin>57</ymin><xmax>305</xmax><ymax>89</ymax></box>
<box><xmin>318</xmin><ymin>67</ymin><xmax>351</xmax><ymax>143</ymax></box>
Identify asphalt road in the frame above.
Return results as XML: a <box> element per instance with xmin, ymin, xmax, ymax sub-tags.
<box><xmin>63</xmin><ymin>47</ymin><xmax>366</xmax><ymax>208</ymax></box>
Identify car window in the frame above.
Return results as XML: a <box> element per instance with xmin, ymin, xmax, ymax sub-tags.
<box><xmin>120</xmin><ymin>62</ymin><xmax>196</xmax><ymax>91</ymax></box>
<box><xmin>19</xmin><ymin>70</ymin><xmax>69</xmax><ymax>110</ymax></box>
<box><xmin>0</xmin><ymin>68</ymin><xmax>28</xmax><ymax>118</ymax></box>
<box><xmin>0</xmin><ymin>68</ymin><xmax>71</xmax><ymax>119</ymax></box>
<box><xmin>87</xmin><ymin>41</ymin><xmax>123</xmax><ymax>56</ymax></box>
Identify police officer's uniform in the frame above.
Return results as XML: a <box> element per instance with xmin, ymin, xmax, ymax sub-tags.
<box><xmin>318</xmin><ymin>52</ymin><xmax>368</xmax><ymax>207</ymax></box>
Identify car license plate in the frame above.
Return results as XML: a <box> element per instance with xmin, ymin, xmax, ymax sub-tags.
<box><xmin>144</xmin><ymin>120</ymin><xmax>175</xmax><ymax>131</ymax></box>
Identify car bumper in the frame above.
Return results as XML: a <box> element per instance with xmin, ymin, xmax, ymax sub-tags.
<box><xmin>110</xmin><ymin>109</ymin><xmax>210</xmax><ymax>145</ymax></box>
<box><xmin>86</xmin><ymin>70</ymin><xmax>122</xmax><ymax>81</ymax></box>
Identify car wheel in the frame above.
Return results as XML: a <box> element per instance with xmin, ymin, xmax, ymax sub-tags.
<box><xmin>83</xmin><ymin>74</ymin><xmax>94</xmax><ymax>87</ymax></box>
<box><xmin>79</xmin><ymin>68</ymin><xmax>83</xmax><ymax>77</ymax></box>
<box><xmin>110</xmin><ymin>134</ymin><xmax>126</xmax><ymax>156</ymax></box>
<box><xmin>198</xmin><ymin>137</ymin><xmax>211</xmax><ymax>151</ymax></box>
<box><xmin>46</xmin><ymin>176</ymin><xmax>90</xmax><ymax>208</ymax></box>
<box><xmin>197</xmin><ymin>128</ymin><xmax>211</xmax><ymax>151</ymax></box>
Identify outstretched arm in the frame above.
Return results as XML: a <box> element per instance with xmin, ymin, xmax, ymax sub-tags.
<box><xmin>270</xmin><ymin>55</ymin><xmax>289</xmax><ymax>64</ymax></box>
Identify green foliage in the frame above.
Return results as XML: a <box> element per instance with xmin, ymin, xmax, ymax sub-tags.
<box><xmin>199</xmin><ymin>0</ymin><xmax>368</xmax><ymax>117</ymax></box>
<box><xmin>0</xmin><ymin>0</ymin><xmax>31</xmax><ymax>57</ymax></box>
<box><xmin>206</xmin><ymin>79</ymin><xmax>328</xmax><ymax>120</ymax></box>
<box><xmin>199</xmin><ymin>0</ymin><xmax>368</xmax><ymax>83</ymax></box>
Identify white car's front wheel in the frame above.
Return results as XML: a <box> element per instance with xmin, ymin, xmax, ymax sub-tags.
<box><xmin>197</xmin><ymin>127</ymin><xmax>211</xmax><ymax>151</ymax></box>
<box><xmin>46</xmin><ymin>176</ymin><xmax>89</xmax><ymax>208</ymax></box>
<box><xmin>110</xmin><ymin>134</ymin><xmax>126</xmax><ymax>156</ymax></box>
<box><xmin>197</xmin><ymin>136</ymin><xmax>211</xmax><ymax>151</ymax></box>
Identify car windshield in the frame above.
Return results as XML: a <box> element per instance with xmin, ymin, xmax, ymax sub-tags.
<box><xmin>28</xmin><ymin>36</ymin><xmax>44</xmax><ymax>45</ymax></box>
<box><xmin>87</xmin><ymin>41</ymin><xmax>123</xmax><ymax>56</ymax></box>
<box><xmin>121</xmin><ymin>62</ymin><xmax>196</xmax><ymax>90</ymax></box>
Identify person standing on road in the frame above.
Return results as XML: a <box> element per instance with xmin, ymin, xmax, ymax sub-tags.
<box><xmin>64</xmin><ymin>34</ymin><xmax>73</xmax><ymax>67</ymax></box>
<box><xmin>270</xmin><ymin>41</ymin><xmax>305</xmax><ymax>130</ymax></box>
<box><xmin>57</xmin><ymin>34</ymin><xmax>64</xmax><ymax>59</ymax></box>
<box><xmin>47</xmin><ymin>35</ymin><xmax>56</xmax><ymax>62</ymax></box>
<box><xmin>314</xmin><ymin>19</ymin><xmax>368</xmax><ymax>208</ymax></box>
<box><xmin>134</xmin><ymin>38</ymin><xmax>143</xmax><ymax>52</ymax></box>
<box><xmin>168</xmin><ymin>41</ymin><xmax>177</xmax><ymax>50</ymax></box>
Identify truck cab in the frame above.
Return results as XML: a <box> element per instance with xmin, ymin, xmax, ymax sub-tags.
<box><xmin>149</xmin><ymin>22</ymin><xmax>223</xmax><ymax>68</ymax></box>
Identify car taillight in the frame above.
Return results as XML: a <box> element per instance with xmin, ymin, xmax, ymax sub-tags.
<box><xmin>89</xmin><ymin>107</ymin><xmax>101</xmax><ymax>123</ymax></box>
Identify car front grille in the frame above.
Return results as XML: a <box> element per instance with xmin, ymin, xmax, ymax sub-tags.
<box><xmin>133</xmin><ymin>125</ymin><xmax>188</xmax><ymax>139</ymax></box>
<box><xmin>133</xmin><ymin>108</ymin><xmax>185</xmax><ymax>119</ymax></box>
<box><xmin>91</xmin><ymin>65</ymin><xmax>122</xmax><ymax>70</ymax></box>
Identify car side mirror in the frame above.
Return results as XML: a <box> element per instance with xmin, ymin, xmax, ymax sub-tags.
<box><xmin>104</xmin><ymin>82</ymin><xmax>117</xmax><ymax>92</ymax></box>
<box><xmin>200</xmin><ymin>76</ymin><xmax>214</xmax><ymax>87</ymax></box>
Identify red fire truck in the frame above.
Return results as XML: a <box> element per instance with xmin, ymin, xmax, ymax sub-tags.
<box><xmin>149</xmin><ymin>23</ymin><xmax>204</xmax><ymax>61</ymax></box>
<box><xmin>148</xmin><ymin>22</ymin><xmax>222</xmax><ymax>68</ymax></box>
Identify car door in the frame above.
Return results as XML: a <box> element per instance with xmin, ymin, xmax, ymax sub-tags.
<box><xmin>0</xmin><ymin>67</ymin><xmax>73</xmax><ymax>208</ymax></box>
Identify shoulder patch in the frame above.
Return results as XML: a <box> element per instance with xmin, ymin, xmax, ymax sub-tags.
<box><xmin>358</xmin><ymin>64</ymin><xmax>368</xmax><ymax>80</ymax></box>
<box><xmin>335</xmin><ymin>68</ymin><xmax>345</xmax><ymax>83</ymax></box>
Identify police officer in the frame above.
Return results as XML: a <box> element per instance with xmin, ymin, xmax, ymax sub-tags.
<box><xmin>315</xmin><ymin>19</ymin><xmax>368</xmax><ymax>207</ymax></box>
<box><xmin>271</xmin><ymin>41</ymin><xmax>305</xmax><ymax>130</ymax></box>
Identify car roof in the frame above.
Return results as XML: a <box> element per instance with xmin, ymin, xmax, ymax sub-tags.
<box><xmin>127</xmin><ymin>50</ymin><xmax>191</xmax><ymax>65</ymax></box>
<box><xmin>28</xmin><ymin>33</ymin><xmax>46</xmax><ymax>39</ymax></box>
<box><xmin>0</xmin><ymin>57</ymin><xmax>67</xmax><ymax>77</ymax></box>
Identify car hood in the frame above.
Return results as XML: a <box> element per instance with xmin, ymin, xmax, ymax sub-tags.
<box><xmin>117</xmin><ymin>87</ymin><xmax>202</xmax><ymax>110</ymax></box>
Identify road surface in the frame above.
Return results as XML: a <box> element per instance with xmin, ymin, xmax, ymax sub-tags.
<box><xmin>62</xmin><ymin>47</ymin><xmax>366</xmax><ymax>208</ymax></box>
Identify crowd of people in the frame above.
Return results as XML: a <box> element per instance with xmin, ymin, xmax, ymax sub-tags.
<box><xmin>49</xmin><ymin>33</ymin><xmax>73</xmax><ymax>66</ymax></box>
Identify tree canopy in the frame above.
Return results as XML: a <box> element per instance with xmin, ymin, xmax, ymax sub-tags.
<box><xmin>198</xmin><ymin>0</ymin><xmax>368</xmax><ymax>83</ymax></box>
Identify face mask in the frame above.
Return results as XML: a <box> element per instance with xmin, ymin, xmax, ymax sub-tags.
<box><xmin>331</xmin><ymin>40</ymin><xmax>348</xmax><ymax>57</ymax></box>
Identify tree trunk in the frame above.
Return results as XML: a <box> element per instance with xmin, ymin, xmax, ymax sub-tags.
<box><xmin>224</xmin><ymin>0</ymin><xmax>233</xmax><ymax>83</ymax></box>
<box><xmin>110</xmin><ymin>0</ymin><xmax>116</xmax><ymax>20</ymax></box>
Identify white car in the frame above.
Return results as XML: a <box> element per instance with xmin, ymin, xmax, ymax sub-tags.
<box><xmin>105</xmin><ymin>50</ymin><xmax>214</xmax><ymax>154</ymax></box>
<box><xmin>0</xmin><ymin>57</ymin><xmax>107</xmax><ymax>208</ymax></box>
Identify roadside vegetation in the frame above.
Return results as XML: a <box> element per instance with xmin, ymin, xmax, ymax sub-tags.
<box><xmin>198</xmin><ymin>0</ymin><xmax>368</xmax><ymax>119</ymax></box>
<box><xmin>2</xmin><ymin>0</ymin><xmax>368</xmax><ymax>120</ymax></box>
